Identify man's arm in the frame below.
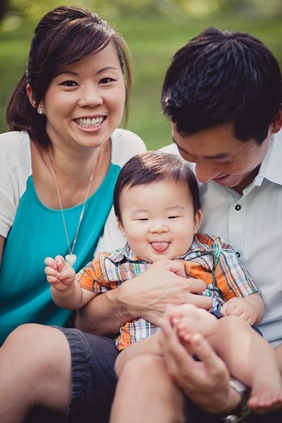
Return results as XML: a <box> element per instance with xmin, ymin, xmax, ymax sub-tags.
<box><xmin>75</xmin><ymin>259</ymin><xmax>213</xmax><ymax>336</ymax></box>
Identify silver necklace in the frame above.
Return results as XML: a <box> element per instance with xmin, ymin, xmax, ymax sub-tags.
<box><xmin>49</xmin><ymin>157</ymin><xmax>94</xmax><ymax>266</ymax></box>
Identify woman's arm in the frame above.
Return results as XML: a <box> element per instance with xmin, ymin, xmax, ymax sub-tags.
<box><xmin>75</xmin><ymin>259</ymin><xmax>213</xmax><ymax>336</ymax></box>
<box><xmin>0</xmin><ymin>235</ymin><xmax>5</xmax><ymax>267</ymax></box>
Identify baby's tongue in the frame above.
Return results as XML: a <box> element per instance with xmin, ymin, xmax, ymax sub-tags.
<box><xmin>151</xmin><ymin>242</ymin><xmax>169</xmax><ymax>253</ymax></box>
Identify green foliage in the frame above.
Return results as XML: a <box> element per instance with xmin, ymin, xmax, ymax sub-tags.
<box><xmin>7</xmin><ymin>0</ymin><xmax>282</xmax><ymax>20</ymax></box>
<box><xmin>0</xmin><ymin>6</ymin><xmax>281</xmax><ymax>150</ymax></box>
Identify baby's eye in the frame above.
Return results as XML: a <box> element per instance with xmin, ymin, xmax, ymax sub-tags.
<box><xmin>59</xmin><ymin>80</ymin><xmax>78</xmax><ymax>87</ymax></box>
<box><xmin>168</xmin><ymin>216</ymin><xmax>179</xmax><ymax>219</ymax></box>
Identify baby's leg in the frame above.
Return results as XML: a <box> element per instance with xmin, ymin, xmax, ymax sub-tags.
<box><xmin>169</xmin><ymin>303</ymin><xmax>219</xmax><ymax>341</ymax></box>
<box><xmin>207</xmin><ymin>316</ymin><xmax>282</xmax><ymax>414</ymax></box>
<box><xmin>275</xmin><ymin>344</ymin><xmax>282</xmax><ymax>372</ymax></box>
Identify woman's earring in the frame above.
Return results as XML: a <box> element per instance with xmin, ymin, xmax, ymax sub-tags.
<box><xmin>37</xmin><ymin>108</ymin><xmax>44</xmax><ymax>115</ymax></box>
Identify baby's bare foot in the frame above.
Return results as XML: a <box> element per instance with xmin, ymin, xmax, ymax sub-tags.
<box><xmin>248</xmin><ymin>380</ymin><xmax>282</xmax><ymax>414</ymax></box>
<box><xmin>170</xmin><ymin>304</ymin><xmax>218</xmax><ymax>341</ymax></box>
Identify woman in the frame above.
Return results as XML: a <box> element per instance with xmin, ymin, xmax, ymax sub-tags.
<box><xmin>0</xmin><ymin>4</ymin><xmax>145</xmax><ymax>421</ymax></box>
<box><xmin>0</xmin><ymin>5</ymin><xmax>146</xmax><ymax>343</ymax></box>
<box><xmin>0</xmin><ymin>6</ymin><xmax>211</xmax><ymax>423</ymax></box>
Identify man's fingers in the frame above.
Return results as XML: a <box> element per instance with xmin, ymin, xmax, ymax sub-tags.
<box><xmin>159</xmin><ymin>318</ymin><xmax>195</xmax><ymax>378</ymax></box>
<box><xmin>189</xmin><ymin>333</ymin><xmax>229</xmax><ymax>378</ymax></box>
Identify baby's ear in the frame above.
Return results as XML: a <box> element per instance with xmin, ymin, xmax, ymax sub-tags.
<box><xmin>194</xmin><ymin>209</ymin><xmax>203</xmax><ymax>234</ymax></box>
<box><xmin>116</xmin><ymin>217</ymin><xmax>126</xmax><ymax>237</ymax></box>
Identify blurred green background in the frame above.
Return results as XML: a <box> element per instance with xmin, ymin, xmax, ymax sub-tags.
<box><xmin>0</xmin><ymin>0</ymin><xmax>281</xmax><ymax>150</ymax></box>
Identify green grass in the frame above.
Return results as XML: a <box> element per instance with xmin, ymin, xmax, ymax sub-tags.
<box><xmin>1</xmin><ymin>13</ymin><xmax>282</xmax><ymax>150</ymax></box>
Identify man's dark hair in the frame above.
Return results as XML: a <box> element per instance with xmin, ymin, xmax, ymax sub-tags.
<box><xmin>162</xmin><ymin>27</ymin><xmax>282</xmax><ymax>145</ymax></box>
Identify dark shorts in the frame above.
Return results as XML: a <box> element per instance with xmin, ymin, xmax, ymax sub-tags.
<box><xmin>24</xmin><ymin>326</ymin><xmax>281</xmax><ymax>423</ymax></box>
<box><xmin>24</xmin><ymin>327</ymin><xmax>118</xmax><ymax>423</ymax></box>
<box><xmin>59</xmin><ymin>327</ymin><xmax>119</xmax><ymax>423</ymax></box>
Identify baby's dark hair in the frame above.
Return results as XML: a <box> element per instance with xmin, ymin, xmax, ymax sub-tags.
<box><xmin>114</xmin><ymin>151</ymin><xmax>201</xmax><ymax>223</ymax></box>
<box><xmin>162</xmin><ymin>27</ymin><xmax>282</xmax><ymax>145</ymax></box>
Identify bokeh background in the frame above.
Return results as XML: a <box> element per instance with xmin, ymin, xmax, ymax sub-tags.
<box><xmin>0</xmin><ymin>0</ymin><xmax>281</xmax><ymax>150</ymax></box>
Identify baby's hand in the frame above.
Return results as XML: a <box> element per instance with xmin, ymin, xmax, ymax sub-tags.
<box><xmin>220</xmin><ymin>297</ymin><xmax>257</xmax><ymax>325</ymax></box>
<box><xmin>44</xmin><ymin>255</ymin><xmax>76</xmax><ymax>291</ymax></box>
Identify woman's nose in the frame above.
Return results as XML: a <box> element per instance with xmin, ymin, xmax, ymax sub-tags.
<box><xmin>78</xmin><ymin>83</ymin><xmax>103</xmax><ymax>107</ymax></box>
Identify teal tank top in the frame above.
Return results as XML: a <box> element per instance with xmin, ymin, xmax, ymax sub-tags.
<box><xmin>0</xmin><ymin>163</ymin><xmax>121</xmax><ymax>345</ymax></box>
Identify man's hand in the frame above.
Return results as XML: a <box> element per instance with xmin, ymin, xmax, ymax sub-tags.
<box><xmin>159</xmin><ymin>307</ymin><xmax>241</xmax><ymax>415</ymax></box>
<box><xmin>121</xmin><ymin>259</ymin><xmax>213</xmax><ymax>326</ymax></box>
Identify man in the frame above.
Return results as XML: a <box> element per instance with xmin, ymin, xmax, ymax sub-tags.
<box><xmin>110</xmin><ymin>27</ymin><xmax>282</xmax><ymax>423</ymax></box>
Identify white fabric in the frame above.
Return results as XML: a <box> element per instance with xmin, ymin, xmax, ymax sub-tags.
<box><xmin>0</xmin><ymin>129</ymin><xmax>146</xmax><ymax>248</ymax></box>
<box><xmin>96</xmin><ymin>128</ymin><xmax>147</xmax><ymax>252</ymax></box>
<box><xmin>0</xmin><ymin>131</ymin><xmax>32</xmax><ymax>237</ymax></box>
<box><xmin>162</xmin><ymin>131</ymin><xmax>282</xmax><ymax>347</ymax></box>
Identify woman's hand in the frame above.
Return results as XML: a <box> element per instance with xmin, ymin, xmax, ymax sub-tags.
<box><xmin>159</xmin><ymin>307</ymin><xmax>241</xmax><ymax>415</ymax></box>
<box><xmin>75</xmin><ymin>259</ymin><xmax>212</xmax><ymax>335</ymax></box>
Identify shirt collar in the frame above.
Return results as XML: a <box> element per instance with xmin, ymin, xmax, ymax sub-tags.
<box><xmin>111</xmin><ymin>243</ymin><xmax>142</xmax><ymax>262</ymax></box>
<box><xmin>256</xmin><ymin>133</ymin><xmax>282</xmax><ymax>186</ymax></box>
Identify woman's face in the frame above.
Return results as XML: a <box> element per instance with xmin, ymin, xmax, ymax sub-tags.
<box><xmin>41</xmin><ymin>42</ymin><xmax>126</xmax><ymax>152</ymax></box>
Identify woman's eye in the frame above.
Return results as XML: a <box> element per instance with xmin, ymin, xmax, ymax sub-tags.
<box><xmin>99</xmin><ymin>77</ymin><xmax>115</xmax><ymax>84</ymax></box>
<box><xmin>59</xmin><ymin>80</ymin><xmax>78</xmax><ymax>87</ymax></box>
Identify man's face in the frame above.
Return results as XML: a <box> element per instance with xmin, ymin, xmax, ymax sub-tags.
<box><xmin>172</xmin><ymin>123</ymin><xmax>271</xmax><ymax>194</ymax></box>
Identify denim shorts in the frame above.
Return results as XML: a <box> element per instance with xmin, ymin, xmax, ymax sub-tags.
<box><xmin>58</xmin><ymin>327</ymin><xmax>119</xmax><ymax>423</ymax></box>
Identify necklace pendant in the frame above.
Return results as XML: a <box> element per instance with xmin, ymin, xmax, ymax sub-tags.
<box><xmin>65</xmin><ymin>254</ymin><xmax>77</xmax><ymax>266</ymax></box>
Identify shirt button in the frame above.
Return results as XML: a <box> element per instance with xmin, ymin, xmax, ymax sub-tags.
<box><xmin>236</xmin><ymin>251</ymin><xmax>241</xmax><ymax>258</ymax></box>
<box><xmin>235</xmin><ymin>204</ymin><xmax>241</xmax><ymax>211</ymax></box>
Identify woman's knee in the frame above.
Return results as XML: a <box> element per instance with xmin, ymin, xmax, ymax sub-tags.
<box><xmin>0</xmin><ymin>324</ymin><xmax>72</xmax><ymax>413</ymax></box>
<box><xmin>1</xmin><ymin>324</ymin><xmax>71</xmax><ymax>377</ymax></box>
<box><xmin>1</xmin><ymin>324</ymin><xmax>72</xmax><ymax>407</ymax></box>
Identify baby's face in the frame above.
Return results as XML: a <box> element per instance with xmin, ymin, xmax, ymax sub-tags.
<box><xmin>117</xmin><ymin>180</ymin><xmax>202</xmax><ymax>262</ymax></box>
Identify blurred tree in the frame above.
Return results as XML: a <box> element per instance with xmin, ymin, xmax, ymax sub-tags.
<box><xmin>6</xmin><ymin>0</ymin><xmax>282</xmax><ymax>21</ymax></box>
<box><xmin>0</xmin><ymin>0</ymin><xmax>9</xmax><ymax>20</ymax></box>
